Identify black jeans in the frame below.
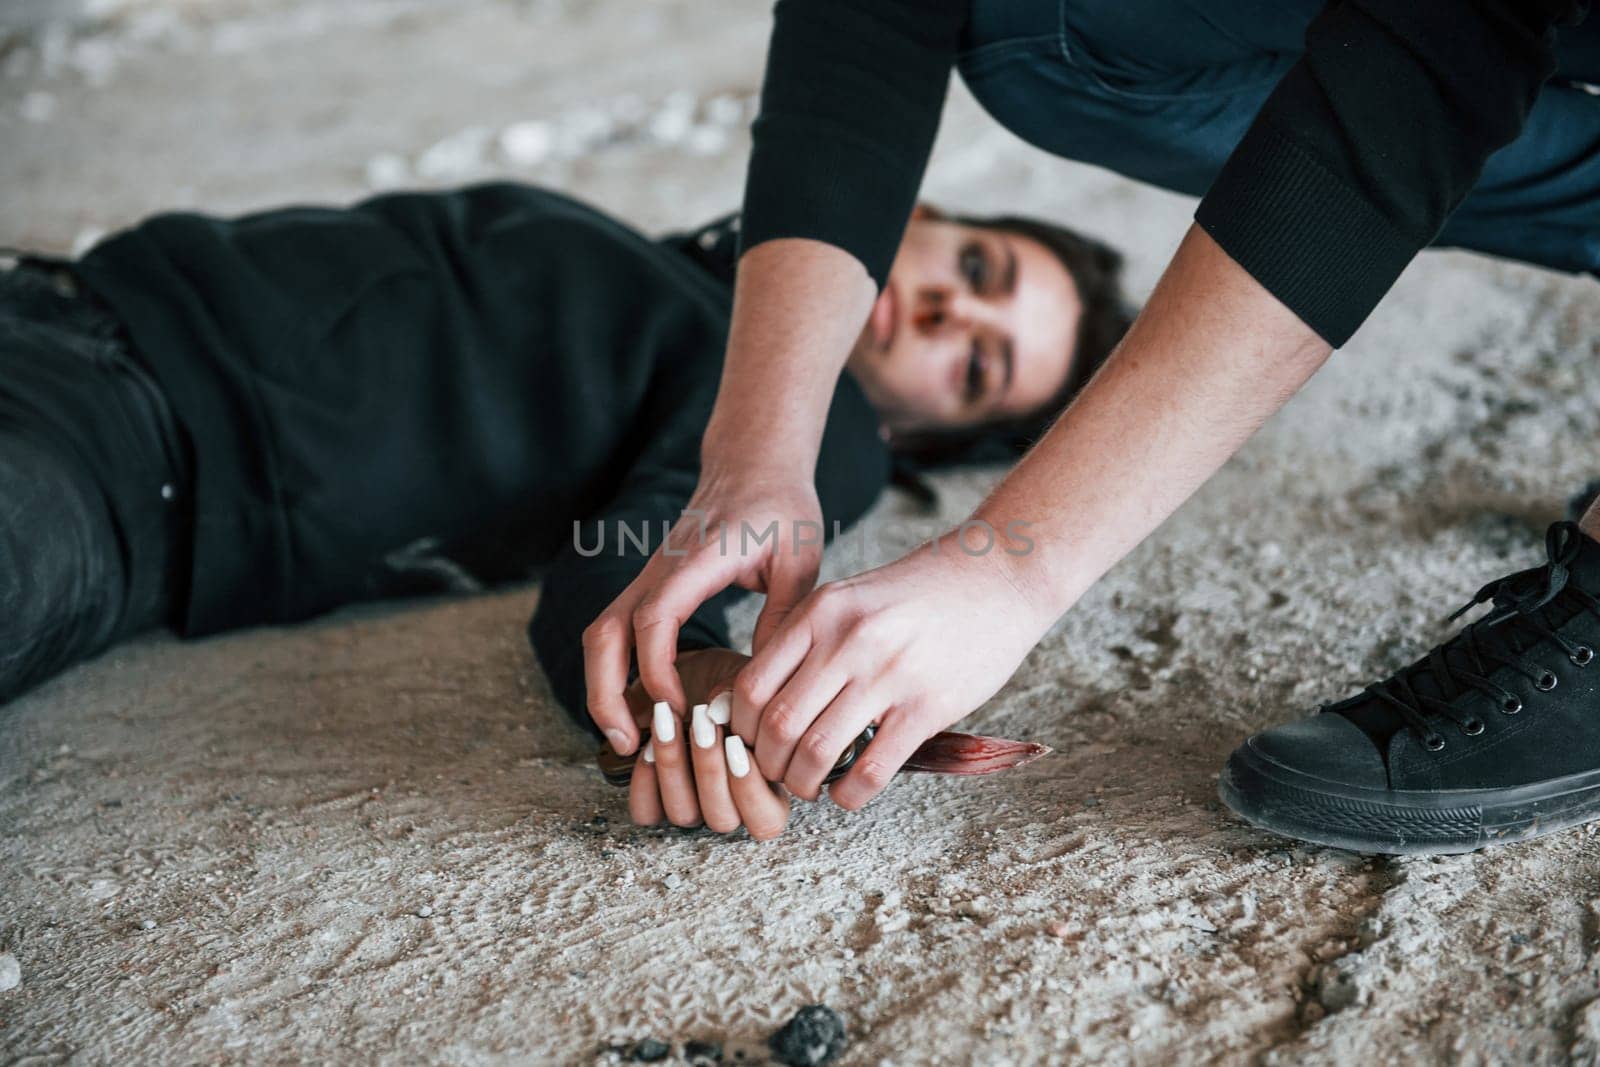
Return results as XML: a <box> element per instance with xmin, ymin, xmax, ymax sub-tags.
<box><xmin>957</xmin><ymin>0</ymin><xmax>1600</xmax><ymax>276</ymax></box>
<box><xmin>0</xmin><ymin>263</ymin><xmax>192</xmax><ymax>706</ymax></box>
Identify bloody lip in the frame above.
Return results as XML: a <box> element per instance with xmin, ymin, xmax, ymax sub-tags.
<box><xmin>871</xmin><ymin>282</ymin><xmax>898</xmax><ymax>353</ymax></box>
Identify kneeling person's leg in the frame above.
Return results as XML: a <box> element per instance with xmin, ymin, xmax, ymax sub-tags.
<box><xmin>955</xmin><ymin>0</ymin><xmax>1317</xmax><ymax>200</ymax></box>
<box><xmin>959</xmin><ymin>0</ymin><xmax>1600</xmax><ymax>279</ymax></box>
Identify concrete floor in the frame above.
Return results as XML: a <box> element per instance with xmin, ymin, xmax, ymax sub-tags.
<box><xmin>3</xmin><ymin>1</ymin><xmax>1600</xmax><ymax>1063</ymax></box>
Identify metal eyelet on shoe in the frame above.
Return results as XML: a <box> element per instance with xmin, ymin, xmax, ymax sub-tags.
<box><xmin>1461</xmin><ymin>719</ymin><xmax>1485</xmax><ymax>736</ymax></box>
<box><xmin>1425</xmin><ymin>734</ymin><xmax>1447</xmax><ymax>752</ymax></box>
<box><xmin>1501</xmin><ymin>695</ymin><xmax>1523</xmax><ymax>715</ymax></box>
<box><xmin>1536</xmin><ymin>671</ymin><xmax>1558</xmax><ymax>692</ymax></box>
<box><xmin>1572</xmin><ymin>646</ymin><xmax>1594</xmax><ymax>667</ymax></box>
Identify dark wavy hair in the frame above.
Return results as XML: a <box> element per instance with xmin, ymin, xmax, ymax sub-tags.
<box><xmin>887</xmin><ymin>210</ymin><xmax>1135</xmax><ymax>508</ymax></box>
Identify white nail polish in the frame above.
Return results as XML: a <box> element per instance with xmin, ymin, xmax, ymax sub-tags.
<box><xmin>652</xmin><ymin>700</ymin><xmax>675</xmax><ymax>744</ymax></box>
<box><xmin>724</xmin><ymin>734</ymin><xmax>751</xmax><ymax>778</ymax></box>
<box><xmin>708</xmin><ymin>691</ymin><xmax>732</xmax><ymax>726</ymax></box>
<box><xmin>642</xmin><ymin>739</ymin><xmax>655</xmax><ymax>764</ymax></box>
<box><xmin>692</xmin><ymin>704</ymin><xmax>715</xmax><ymax>749</ymax></box>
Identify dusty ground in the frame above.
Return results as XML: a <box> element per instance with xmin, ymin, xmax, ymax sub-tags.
<box><xmin>4</xmin><ymin>1</ymin><xmax>1600</xmax><ymax>1063</ymax></box>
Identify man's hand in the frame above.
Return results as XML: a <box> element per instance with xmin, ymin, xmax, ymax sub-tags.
<box><xmin>731</xmin><ymin>533</ymin><xmax>1056</xmax><ymax>811</ymax></box>
<box><xmin>623</xmin><ymin>647</ymin><xmax>792</xmax><ymax>839</ymax></box>
<box><xmin>583</xmin><ymin>470</ymin><xmax>823</xmax><ymax>757</ymax></box>
<box><xmin>729</xmin><ymin>225</ymin><xmax>1332</xmax><ymax>814</ymax></box>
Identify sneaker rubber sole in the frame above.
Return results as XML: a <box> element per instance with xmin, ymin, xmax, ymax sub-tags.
<box><xmin>1218</xmin><ymin>739</ymin><xmax>1600</xmax><ymax>856</ymax></box>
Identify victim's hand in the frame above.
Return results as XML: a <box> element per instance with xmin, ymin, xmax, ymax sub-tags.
<box><xmin>584</xmin><ymin>469</ymin><xmax>823</xmax><ymax>757</ymax></box>
<box><xmin>731</xmin><ymin>532</ymin><xmax>1057</xmax><ymax>810</ymax></box>
<box><xmin>623</xmin><ymin>647</ymin><xmax>791</xmax><ymax>839</ymax></box>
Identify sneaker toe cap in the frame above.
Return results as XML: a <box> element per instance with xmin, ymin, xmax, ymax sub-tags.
<box><xmin>1243</xmin><ymin>712</ymin><xmax>1389</xmax><ymax>789</ymax></box>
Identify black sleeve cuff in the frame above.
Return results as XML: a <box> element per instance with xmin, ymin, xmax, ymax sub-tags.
<box><xmin>1194</xmin><ymin>121</ymin><xmax>1421</xmax><ymax>348</ymax></box>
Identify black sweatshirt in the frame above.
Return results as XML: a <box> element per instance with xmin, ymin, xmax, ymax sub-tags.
<box><xmin>739</xmin><ymin>0</ymin><xmax>1589</xmax><ymax>346</ymax></box>
<box><xmin>72</xmin><ymin>184</ymin><xmax>889</xmax><ymax>735</ymax></box>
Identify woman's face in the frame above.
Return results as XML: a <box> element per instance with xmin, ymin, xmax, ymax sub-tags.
<box><xmin>846</xmin><ymin>208</ymin><xmax>1084</xmax><ymax>434</ymax></box>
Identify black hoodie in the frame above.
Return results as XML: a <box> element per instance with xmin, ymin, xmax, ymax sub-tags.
<box><xmin>74</xmin><ymin>183</ymin><xmax>889</xmax><ymax>734</ymax></box>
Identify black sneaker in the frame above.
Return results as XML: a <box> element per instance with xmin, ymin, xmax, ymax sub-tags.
<box><xmin>1220</xmin><ymin>521</ymin><xmax>1600</xmax><ymax>856</ymax></box>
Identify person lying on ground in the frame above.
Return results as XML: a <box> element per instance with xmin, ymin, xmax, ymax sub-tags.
<box><xmin>0</xmin><ymin>182</ymin><xmax>1130</xmax><ymax>837</ymax></box>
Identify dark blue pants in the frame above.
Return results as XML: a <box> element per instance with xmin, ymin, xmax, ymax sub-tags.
<box><xmin>957</xmin><ymin>0</ymin><xmax>1600</xmax><ymax>276</ymax></box>
<box><xmin>0</xmin><ymin>265</ymin><xmax>191</xmax><ymax>706</ymax></box>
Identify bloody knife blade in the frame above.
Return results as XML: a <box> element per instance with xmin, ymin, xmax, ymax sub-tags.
<box><xmin>596</xmin><ymin>723</ymin><xmax>1050</xmax><ymax>787</ymax></box>
<box><xmin>899</xmin><ymin>729</ymin><xmax>1053</xmax><ymax>775</ymax></box>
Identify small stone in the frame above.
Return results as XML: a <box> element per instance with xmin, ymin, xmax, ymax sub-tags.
<box><xmin>879</xmin><ymin>912</ymin><xmax>912</xmax><ymax>936</ymax></box>
<box><xmin>0</xmin><ymin>953</ymin><xmax>20</xmax><ymax>992</ymax></box>
<box><xmin>1311</xmin><ymin>961</ymin><xmax>1360</xmax><ymax>1013</ymax></box>
<box><xmin>415</xmin><ymin>126</ymin><xmax>492</xmax><ymax>182</ymax></box>
<box><xmin>685</xmin><ymin>125</ymin><xmax>728</xmax><ymax>156</ymax></box>
<box><xmin>661</xmin><ymin>873</ymin><xmax>683</xmax><ymax>891</ymax></box>
<box><xmin>365</xmin><ymin>152</ymin><xmax>409</xmax><ymax>190</ymax></box>
<box><xmin>1310</xmin><ymin>938</ymin><xmax>1346</xmax><ymax>962</ymax></box>
<box><xmin>648</xmin><ymin>91</ymin><xmax>696</xmax><ymax>144</ymax></box>
<box><xmin>140</xmin><ymin>919</ymin><xmax>156</xmax><ymax>930</ymax></box>
<box><xmin>684</xmin><ymin>1038</ymin><xmax>723</xmax><ymax>1062</ymax></box>
<box><xmin>416</xmin><ymin>905</ymin><xmax>434</xmax><ymax>918</ymax></box>
<box><xmin>629</xmin><ymin>1037</ymin><xmax>671</xmax><ymax>1062</ymax></box>
<box><xmin>500</xmin><ymin>120</ymin><xmax>553</xmax><ymax>167</ymax></box>
<box><xmin>958</xmin><ymin>896</ymin><xmax>994</xmax><ymax>922</ymax></box>
<box><xmin>769</xmin><ymin>1004</ymin><xmax>848</xmax><ymax>1067</ymax></box>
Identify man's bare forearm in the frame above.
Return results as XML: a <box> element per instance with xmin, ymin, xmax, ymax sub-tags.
<box><xmin>977</xmin><ymin>225</ymin><xmax>1333</xmax><ymax>621</ymax></box>
<box><xmin>701</xmin><ymin>239</ymin><xmax>877</xmax><ymax>480</ymax></box>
